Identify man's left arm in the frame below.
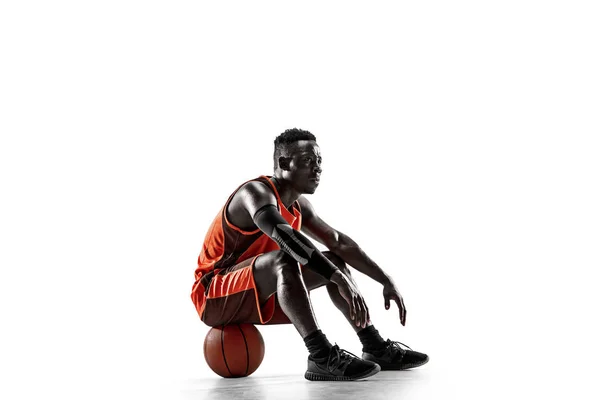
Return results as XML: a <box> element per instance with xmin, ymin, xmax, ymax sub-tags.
<box><xmin>298</xmin><ymin>196</ymin><xmax>407</xmax><ymax>325</ymax></box>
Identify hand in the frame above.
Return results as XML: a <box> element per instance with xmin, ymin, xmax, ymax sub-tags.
<box><xmin>331</xmin><ymin>271</ymin><xmax>370</xmax><ymax>328</ymax></box>
<box><xmin>383</xmin><ymin>280</ymin><xmax>407</xmax><ymax>326</ymax></box>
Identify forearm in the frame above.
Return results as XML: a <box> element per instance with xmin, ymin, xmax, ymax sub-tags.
<box><xmin>332</xmin><ymin>236</ymin><xmax>392</xmax><ymax>285</ymax></box>
<box><xmin>254</xmin><ymin>205</ymin><xmax>340</xmax><ymax>279</ymax></box>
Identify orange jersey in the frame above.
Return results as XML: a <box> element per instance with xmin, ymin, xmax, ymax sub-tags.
<box><xmin>191</xmin><ymin>175</ymin><xmax>302</xmax><ymax>318</ymax></box>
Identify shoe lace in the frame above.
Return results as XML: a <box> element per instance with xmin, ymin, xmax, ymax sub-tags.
<box><xmin>385</xmin><ymin>339</ymin><xmax>412</xmax><ymax>354</ymax></box>
<box><xmin>327</xmin><ymin>344</ymin><xmax>357</xmax><ymax>373</ymax></box>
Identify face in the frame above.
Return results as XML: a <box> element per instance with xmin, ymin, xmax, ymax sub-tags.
<box><xmin>281</xmin><ymin>140</ymin><xmax>322</xmax><ymax>194</ymax></box>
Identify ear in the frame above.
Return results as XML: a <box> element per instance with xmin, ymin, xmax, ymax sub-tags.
<box><xmin>278</xmin><ymin>156</ymin><xmax>291</xmax><ymax>171</ymax></box>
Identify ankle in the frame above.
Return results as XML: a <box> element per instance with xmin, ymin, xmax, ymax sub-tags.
<box><xmin>357</xmin><ymin>325</ymin><xmax>387</xmax><ymax>351</ymax></box>
<box><xmin>304</xmin><ymin>329</ymin><xmax>332</xmax><ymax>359</ymax></box>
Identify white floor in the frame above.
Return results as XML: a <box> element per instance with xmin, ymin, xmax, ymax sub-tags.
<box><xmin>163</xmin><ymin>367</ymin><xmax>448</xmax><ymax>400</ymax></box>
<box><xmin>157</xmin><ymin>359</ymin><xmax>599</xmax><ymax>400</ymax></box>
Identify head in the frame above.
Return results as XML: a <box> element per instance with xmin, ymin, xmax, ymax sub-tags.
<box><xmin>273</xmin><ymin>128</ymin><xmax>322</xmax><ymax>194</ymax></box>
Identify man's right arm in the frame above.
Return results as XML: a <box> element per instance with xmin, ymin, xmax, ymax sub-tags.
<box><xmin>239</xmin><ymin>182</ymin><xmax>341</xmax><ymax>280</ymax></box>
<box><xmin>239</xmin><ymin>181</ymin><xmax>369</xmax><ymax>327</ymax></box>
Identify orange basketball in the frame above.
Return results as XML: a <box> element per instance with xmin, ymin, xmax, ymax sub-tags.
<box><xmin>203</xmin><ymin>324</ymin><xmax>265</xmax><ymax>378</ymax></box>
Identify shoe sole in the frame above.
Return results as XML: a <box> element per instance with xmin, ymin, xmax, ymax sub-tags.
<box><xmin>304</xmin><ymin>363</ymin><xmax>381</xmax><ymax>381</ymax></box>
<box><xmin>377</xmin><ymin>356</ymin><xmax>429</xmax><ymax>371</ymax></box>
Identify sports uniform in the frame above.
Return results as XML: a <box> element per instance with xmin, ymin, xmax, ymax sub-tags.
<box><xmin>191</xmin><ymin>175</ymin><xmax>301</xmax><ymax>326</ymax></box>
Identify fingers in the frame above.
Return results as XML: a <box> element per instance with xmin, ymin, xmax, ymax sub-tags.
<box><xmin>355</xmin><ymin>296</ymin><xmax>369</xmax><ymax>328</ymax></box>
<box><xmin>352</xmin><ymin>296</ymin><xmax>360</xmax><ymax>326</ymax></box>
<box><xmin>348</xmin><ymin>293</ymin><xmax>367</xmax><ymax>328</ymax></box>
<box><xmin>339</xmin><ymin>286</ymin><xmax>356</xmax><ymax>322</ymax></box>
<box><xmin>394</xmin><ymin>296</ymin><xmax>407</xmax><ymax>326</ymax></box>
<box><xmin>384</xmin><ymin>296</ymin><xmax>390</xmax><ymax>310</ymax></box>
<box><xmin>340</xmin><ymin>282</ymin><xmax>369</xmax><ymax>328</ymax></box>
<box><xmin>401</xmin><ymin>297</ymin><xmax>406</xmax><ymax>326</ymax></box>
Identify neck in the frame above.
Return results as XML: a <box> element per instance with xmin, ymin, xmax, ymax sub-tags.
<box><xmin>271</xmin><ymin>174</ymin><xmax>300</xmax><ymax>208</ymax></box>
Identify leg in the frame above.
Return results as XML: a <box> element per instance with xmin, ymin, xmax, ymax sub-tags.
<box><xmin>203</xmin><ymin>250</ymin><xmax>382</xmax><ymax>380</ymax></box>
<box><xmin>253</xmin><ymin>250</ymin><xmax>319</xmax><ymax>338</ymax></box>
<box><xmin>303</xmin><ymin>252</ymin><xmax>429</xmax><ymax>370</ymax></box>
<box><xmin>303</xmin><ymin>251</ymin><xmax>371</xmax><ymax>332</ymax></box>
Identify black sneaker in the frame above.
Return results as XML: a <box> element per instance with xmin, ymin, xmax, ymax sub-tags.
<box><xmin>305</xmin><ymin>344</ymin><xmax>381</xmax><ymax>381</ymax></box>
<box><xmin>362</xmin><ymin>339</ymin><xmax>429</xmax><ymax>370</ymax></box>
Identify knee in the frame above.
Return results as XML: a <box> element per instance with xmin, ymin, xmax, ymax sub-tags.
<box><xmin>272</xmin><ymin>251</ymin><xmax>300</xmax><ymax>275</ymax></box>
<box><xmin>323</xmin><ymin>251</ymin><xmax>348</xmax><ymax>272</ymax></box>
<box><xmin>254</xmin><ymin>251</ymin><xmax>300</xmax><ymax>292</ymax></box>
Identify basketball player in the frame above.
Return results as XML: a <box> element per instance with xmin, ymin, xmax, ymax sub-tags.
<box><xmin>191</xmin><ymin>128</ymin><xmax>429</xmax><ymax>381</ymax></box>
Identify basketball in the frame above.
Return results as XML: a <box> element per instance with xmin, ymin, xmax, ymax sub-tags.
<box><xmin>203</xmin><ymin>324</ymin><xmax>265</xmax><ymax>378</ymax></box>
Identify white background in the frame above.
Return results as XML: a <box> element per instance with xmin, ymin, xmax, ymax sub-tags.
<box><xmin>1</xmin><ymin>1</ymin><xmax>599</xmax><ymax>399</ymax></box>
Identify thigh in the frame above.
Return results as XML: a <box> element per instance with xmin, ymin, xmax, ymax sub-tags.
<box><xmin>201</xmin><ymin>256</ymin><xmax>275</xmax><ymax>326</ymax></box>
<box><xmin>201</xmin><ymin>252</ymin><xmax>293</xmax><ymax>326</ymax></box>
<box><xmin>253</xmin><ymin>250</ymin><xmax>343</xmax><ymax>295</ymax></box>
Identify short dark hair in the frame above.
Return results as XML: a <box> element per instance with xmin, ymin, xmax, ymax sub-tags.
<box><xmin>273</xmin><ymin>128</ymin><xmax>317</xmax><ymax>170</ymax></box>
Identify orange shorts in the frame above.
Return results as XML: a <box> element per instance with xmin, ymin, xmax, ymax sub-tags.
<box><xmin>196</xmin><ymin>255</ymin><xmax>291</xmax><ymax>326</ymax></box>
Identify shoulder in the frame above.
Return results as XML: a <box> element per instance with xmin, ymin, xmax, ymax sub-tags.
<box><xmin>226</xmin><ymin>178</ymin><xmax>278</xmax><ymax>227</ymax></box>
<box><xmin>237</xmin><ymin>179</ymin><xmax>277</xmax><ymax>202</ymax></box>
<box><xmin>230</xmin><ymin>179</ymin><xmax>278</xmax><ymax>218</ymax></box>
